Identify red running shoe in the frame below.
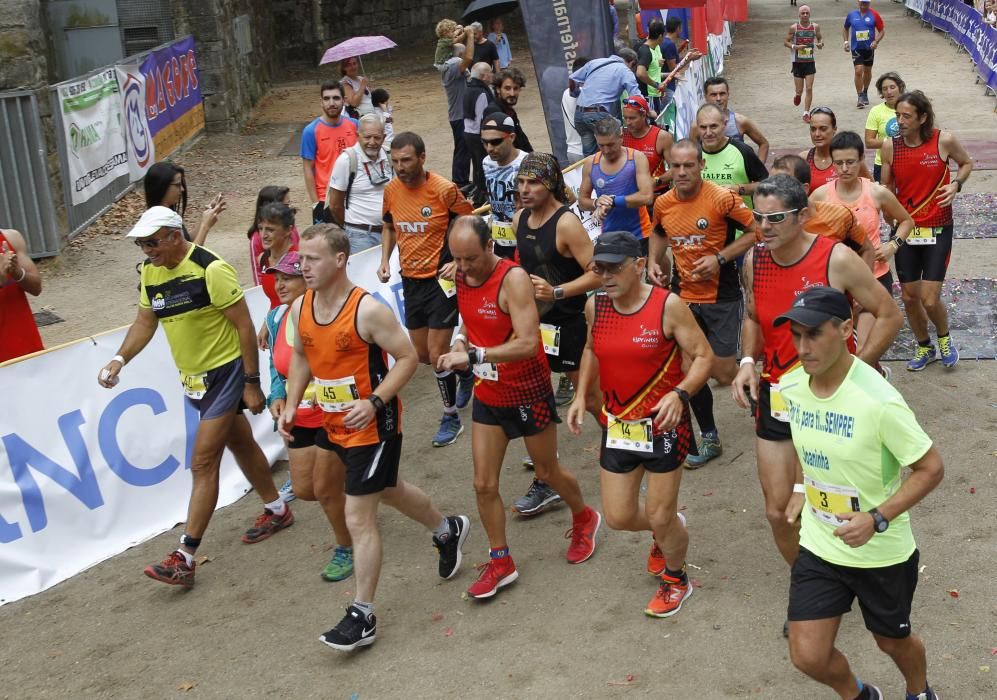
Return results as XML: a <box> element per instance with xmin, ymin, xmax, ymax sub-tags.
<box><xmin>564</xmin><ymin>507</ymin><xmax>601</xmax><ymax>564</ymax></box>
<box><xmin>144</xmin><ymin>550</ymin><xmax>195</xmax><ymax>588</ymax></box>
<box><xmin>647</xmin><ymin>540</ymin><xmax>666</xmax><ymax>576</ymax></box>
<box><xmin>645</xmin><ymin>573</ymin><xmax>693</xmax><ymax>618</ymax></box>
<box><xmin>793</xmin><ymin>94</ymin><xmax>802</xmax><ymax>106</ymax></box>
<box><xmin>241</xmin><ymin>506</ymin><xmax>294</xmax><ymax>544</ymax></box>
<box><xmin>467</xmin><ymin>556</ymin><xmax>518</xmax><ymax>599</ymax></box>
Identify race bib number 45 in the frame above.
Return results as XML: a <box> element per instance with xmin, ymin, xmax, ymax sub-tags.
<box><xmin>316</xmin><ymin>376</ymin><xmax>359</xmax><ymax>412</ymax></box>
<box><xmin>804</xmin><ymin>476</ymin><xmax>861</xmax><ymax>526</ymax></box>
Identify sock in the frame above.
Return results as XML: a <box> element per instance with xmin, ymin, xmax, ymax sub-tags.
<box><xmin>176</xmin><ymin>548</ymin><xmax>195</xmax><ymax>567</ymax></box>
<box><xmin>489</xmin><ymin>546</ymin><xmax>509</xmax><ymax>560</ymax></box>
<box><xmin>917</xmin><ymin>337</ymin><xmax>932</xmax><ymax>348</ymax></box>
<box><xmin>689</xmin><ymin>384</ymin><xmax>717</xmax><ymax>435</ymax></box>
<box><xmin>664</xmin><ymin>565</ymin><xmax>688</xmax><ymax>584</ymax></box>
<box><xmin>435</xmin><ymin>370</ymin><xmax>457</xmax><ymax>412</ymax></box>
<box><xmin>905</xmin><ymin>686</ymin><xmax>930</xmax><ymax>700</ymax></box>
<box><xmin>432</xmin><ymin>517</ymin><xmax>450</xmax><ymax>541</ymax></box>
<box><xmin>352</xmin><ymin>600</ymin><xmax>374</xmax><ymax>619</ymax></box>
<box><xmin>264</xmin><ymin>497</ymin><xmax>286</xmax><ymax>515</ymax></box>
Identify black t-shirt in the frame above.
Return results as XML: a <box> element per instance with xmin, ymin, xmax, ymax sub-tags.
<box><xmin>473</xmin><ymin>40</ymin><xmax>500</xmax><ymax>67</ymax></box>
<box><xmin>636</xmin><ymin>44</ymin><xmax>654</xmax><ymax>97</ymax></box>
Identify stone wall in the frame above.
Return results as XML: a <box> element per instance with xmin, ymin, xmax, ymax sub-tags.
<box><xmin>317</xmin><ymin>0</ymin><xmax>465</xmax><ymax>58</ymax></box>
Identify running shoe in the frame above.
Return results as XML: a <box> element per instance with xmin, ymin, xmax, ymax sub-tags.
<box><xmin>144</xmin><ymin>550</ymin><xmax>195</xmax><ymax>588</ymax></box>
<box><xmin>522</xmin><ymin>456</ymin><xmax>535</xmax><ymax>470</ymax></box>
<box><xmin>467</xmin><ymin>556</ymin><xmax>518</xmax><ymax>599</ymax></box>
<box><xmin>513</xmin><ymin>479</ymin><xmax>562</xmax><ymax>517</ymax></box>
<box><xmin>554</xmin><ymin>374</ymin><xmax>575</xmax><ymax>406</ymax></box>
<box><xmin>684</xmin><ymin>430</ymin><xmax>722</xmax><ymax>469</ymax></box>
<box><xmin>433</xmin><ymin>515</ymin><xmax>471</xmax><ymax>579</ymax></box>
<box><xmin>455</xmin><ymin>373</ymin><xmax>474</xmax><ymax>409</ymax></box>
<box><xmin>793</xmin><ymin>94</ymin><xmax>801</xmax><ymax>107</ymax></box>
<box><xmin>857</xmin><ymin>94</ymin><xmax>865</xmax><ymax>109</ymax></box>
<box><xmin>646</xmin><ymin>512</ymin><xmax>686</xmax><ymax>575</ymax></box>
<box><xmin>319</xmin><ymin>605</ymin><xmax>377</xmax><ymax>651</ymax></box>
<box><xmin>431</xmin><ymin>413</ymin><xmax>463</xmax><ymax>447</ymax></box>
<box><xmin>802</xmin><ymin>111</ymin><xmax>811</xmax><ymax>123</ymax></box>
<box><xmin>860</xmin><ymin>91</ymin><xmax>870</xmax><ymax>106</ymax></box>
<box><xmin>908</xmin><ymin>689</ymin><xmax>939</xmax><ymax>700</ymax></box>
<box><xmin>241</xmin><ymin>505</ymin><xmax>294</xmax><ymax>543</ymax></box>
<box><xmin>906</xmin><ymin>344</ymin><xmax>937</xmax><ymax>372</ymax></box>
<box><xmin>278</xmin><ymin>478</ymin><xmax>296</xmax><ymax>503</ymax></box>
<box><xmin>938</xmin><ymin>335</ymin><xmax>959</xmax><ymax>368</ymax></box>
<box><xmin>645</xmin><ymin>573</ymin><xmax>693</xmax><ymax>618</ymax></box>
<box><xmin>564</xmin><ymin>507</ymin><xmax>601</xmax><ymax>564</ymax></box>
<box><xmin>860</xmin><ymin>683</ymin><xmax>884</xmax><ymax>700</ymax></box>
<box><xmin>321</xmin><ymin>545</ymin><xmax>354</xmax><ymax>582</ymax></box>
<box><xmin>875</xmin><ymin>362</ymin><xmax>892</xmax><ymax>382</ymax></box>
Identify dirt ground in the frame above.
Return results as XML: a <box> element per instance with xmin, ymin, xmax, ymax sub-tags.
<box><xmin>7</xmin><ymin>2</ymin><xmax>997</xmax><ymax>698</ymax></box>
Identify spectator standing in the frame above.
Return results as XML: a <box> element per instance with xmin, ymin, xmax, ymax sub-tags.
<box><xmin>0</xmin><ymin>227</ymin><xmax>42</xmax><ymax>363</ymax></box>
<box><xmin>439</xmin><ymin>28</ymin><xmax>475</xmax><ymax>189</ymax></box>
<box><xmin>488</xmin><ymin>17</ymin><xmax>512</xmax><ymax>69</ymax></box>
<box><xmin>301</xmin><ymin>81</ymin><xmax>358</xmax><ymax>224</ymax></box>
<box><xmin>464</xmin><ymin>62</ymin><xmax>498</xmax><ymax>205</ymax></box>
<box><xmin>143</xmin><ymin>161</ymin><xmax>226</xmax><ymax>246</ymax></box>
<box><xmin>571</xmin><ymin>52</ymin><xmax>642</xmax><ymax>156</ymax></box>
<box><xmin>370</xmin><ymin>88</ymin><xmax>394</xmax><ymax>147</ymax></box>
<box><xmin>340</xmin><ymin>57</ymin><xmax>375</xmax><ymax>117</ymax></box>
<box><xmin>635</xmin><ymin>19</ymin><xmax>667</xmax><ymax>113</ymax></box>
<box><xmin>561</xmin><ymin>57</ymin><xmax>589</xmax><ymax>164</ymax></box>
<box><xmin>494</xmin><ymin>67</ymin><xmax>533</xmax><ymax>153</ymax></box>
<box><xmin>470</xmin><ymin>22</ymin><xmax>500</xmax><ymax>73</ymax></box>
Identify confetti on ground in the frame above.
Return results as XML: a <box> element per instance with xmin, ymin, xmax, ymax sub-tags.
<box><xmin>948</xmin><ymin>589</ymin><xmax>960</xmax><ymax>598</ymax></box>
<box><xmin>953</xmin><ymin>193</ymin><xmax>997</xmax><ymax>239</ymax></box>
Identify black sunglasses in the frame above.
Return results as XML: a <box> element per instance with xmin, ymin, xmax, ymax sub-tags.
<box><xmin>481</xmin><ymin>136</ymin><xmax>506</xmax><ymax>147</ymax></box>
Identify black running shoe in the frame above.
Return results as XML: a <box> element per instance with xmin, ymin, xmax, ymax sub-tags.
<box><xmin>319</xmin><ymin>606</ymin><xmax>377</xmax><ymax>651</ymax></box>
<box><xmin>433</xmin><ymin>515</ymin><xmax>471</xmax><ymax>579</ymax></box>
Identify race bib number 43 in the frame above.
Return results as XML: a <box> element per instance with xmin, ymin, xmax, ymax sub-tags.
<box><xmin>804</xmin><ymin>476</ymin><xmax>861</xmax><ymax>526</ymax></box>
<box><xmin>491</xmin><ymin>220</ymin><xmax>517</xmax><ymax>246</ymax></box>
<box><xmin>316</xmin><ymin>376</ymin><xmax>359</xmax><ymax>412</ymax></box>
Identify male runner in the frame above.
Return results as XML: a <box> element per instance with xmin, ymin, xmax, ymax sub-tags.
<box><xmin>881</xmin><ymin>91</ymin><xmax>972</xmax><ymax>371</ymax></box>
<box><xmin>696</xmin><ymin>104</ymin><xmax>769</xmax><ymax>219</ymax></box>
<box><xmin>378</xmin><ymin>132</ymin><xmax>474</xmax><ymax>445</ymax></box>
<box><xmin>511</xmin><ymin>152</ymin><xmax>603</xmax><ymax>515</ymax></box>
<box><xmin>621</xmin><ymin>95</ymin><xmax>674</xmax><ymax>196</ymax></box>
<box><xmin>634</xmin><ymin>18</ymin><xmax>667</xmax><ymax>113</ymax></box>
<box><xmin>730</xmin><ymin>175</ymin><xmax>902</xmax><ymax>582</ymax></box>
<box><xmin>302</xmin><ymin>81</ymin><xmax>358</xmax><ymax>224</ymax></box>
<box><xmin>842</xmin><ymin>0</ymin><xmax>884</xmax><ymax>108</ymax></box>
<box><xmin>702</xmin><ymin>77</ymin><xmax>770</xmax><ymax>163</ymax></box>
<box><xmin>784</xmin><ymin>5</ymin><xmax>824</xmax><ymax>120</ymax></box>
<box><xmin>438</xmin><ymin>216</ymin><xmax>601</xmax><ymax>599</ymax></box>
<box><xmin>481</xmin><ymin>112</ymin><xmax>527</xmax><ymax>261</ymax></box>
<box><xmin>777</xmin><ymin>286</ymin><xmax>943</xmax><ymax>700</ymax></box>
<box><xmin>648</xmin><ymin>140</ymin><xmax>757</xmax><ymax>468</ymax></box>
<box><xmin>281</xmin><ymin>224</ymin><xmax>470</xmax><ymax>651</ymax></box>
<box><xmin>567</xmin><ymin>231</ymin><xmax>713</xmax><ymax>617</ymax></box>
<box><xmin>99</xmin><ymin>207</ymin><xmax>293</xmax><ymax>588</ymax></box>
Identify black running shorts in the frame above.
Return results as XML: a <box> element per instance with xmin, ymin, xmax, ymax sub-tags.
<box><xmin>894</xmin><ymin>225</ymin><xmax>953</xmax><ymax>283</ymax></box>
<box><xmin>288</xmin><ymin>425</ymin><xmax>320</xmax><ymax>449</ymax></box>
<box><xmin>851</xmin><ymin>48</ymin><xmax>875</xmax><ymax>66</ymax></box>
<box><xmin>755</xmin><ymin>378</ymin><xmax>792</xmax><ymax>441</ymax></box>
<box><xmin>788</xmin><ymin>547</ymin><xmax>919</xmax><ymax>639</ymax></box>
<box><xmin>599</xmin><ymin>414</ymin><xmax>693</xmax><ymax>474</ymax></box>
<box><xmin>472</xmin><ymin>394</ymin><xmax>559</xmax><ymax>440</ymax></box>
<box><xmin>315</xmin><ymin>431</ymin><xmax>402</xmax><ymax>496</ymax></box>
<box><xmin>689</xmin><ymin>299</ymin><xmax>742</xmax><ymax>358</ymax></box>
<box><xmin>791</xmin><ymin>61</ymin><xmax>816</xmax><ymax>78</ymax></box>
<box><xmin>402</xmin><ymin>276</ymin><xmax>459</xmax><ymax>330</ymax></box>
<box><xmin>542</xmin><ymin>314</ymin><xmax>587</xmax><ymax>373</ymax></box>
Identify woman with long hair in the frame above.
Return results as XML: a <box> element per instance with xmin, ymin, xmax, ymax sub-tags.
<box><xmin>340</xmin><ymin>56</ymin><xmax>374</xmax><ymax>117</ymax></box>
<box><xmin>143</xmin><ymin>161</ymin><xmax>225</xmax><ymax>245</ymax></box>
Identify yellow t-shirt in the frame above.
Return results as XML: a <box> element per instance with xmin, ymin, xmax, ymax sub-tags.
<box><xmin>139</xmin><ymin>244</ymin><xmax>244</xmax><ymax>376</ymax></box>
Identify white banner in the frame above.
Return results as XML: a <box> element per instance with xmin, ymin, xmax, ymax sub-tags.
<box><xmin>0</xmin><ymin>288</ymin><xmax>284</xmax><ymax>606</ymax></box>
<box><xmin>56</xmin><ymin>68</ymin><xmax>130</xmax><ymax>205</ymax></box>
<box><xmin>115</xmin><ymin>63</ymin><xmax>156</xmax><ymax>182</ymax></box>
<box><xmin>906</xmin><ymin>0</ymin><xmax>927</xmax><ymax>16</ymax></box>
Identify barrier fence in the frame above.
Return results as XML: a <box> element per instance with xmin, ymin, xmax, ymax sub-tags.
<box><xmin>906</xmin><ymin>0</ymin><xmax>997</xmax><ymax>96</ymax></box>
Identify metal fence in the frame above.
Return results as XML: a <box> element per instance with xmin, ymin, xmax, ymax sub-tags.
<box><xmin>0</xmin><ymin>91</ymin><xmax>61</xmax><ymax>258</ymax></box>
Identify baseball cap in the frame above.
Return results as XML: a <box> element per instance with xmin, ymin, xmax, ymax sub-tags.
<box><xmin>127</xmin><ymin>206</ymin><xmax>183</xmax><ymax>238</ymax></box>
<box><xmin>481</xmin><ymin>112</ymin><xmax>516</xmax><ymax>133</ymax></box>
<box><xmin>774</xmin><ymin>286</ymin><xmax>851</xmax><ymax>328</ymax></box>
<box><xmin>264</xmin><ymin>251</ymin><xmax>303</xmax><ymax>276</ymax></box>
<box><xmin>592</xmin><ymin>231</ymin><xmax>641</xmax><ymax>263</ymax></box>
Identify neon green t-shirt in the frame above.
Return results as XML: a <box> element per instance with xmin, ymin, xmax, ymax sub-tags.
<box><xmin>780</xmin><ymin>359</ymin><xmax>932</xmax><ymax>568</ymax></box>
<box><xmin>139</xmin><ymin>244</ymin><xmax>244</xmax><ymax>376</ymax></box>
<box><xmin>865</xmin><ymin>102</ymin><xmax>899</xmax><ymax>167</ymax></box>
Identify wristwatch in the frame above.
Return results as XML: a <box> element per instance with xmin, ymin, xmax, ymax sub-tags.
<box><xmin>737</xmin><ymin>185</ymin><xmax>746</xmax><ymax>196</ymax></box>
<box><xmin>553</xmin><ymin>286</ymin><xmax>565</xmax><ymax>301</ymax></box>
<box><xmin>671</xmin><ymin>387</ymin><xmax>690</xmax><ymax>405</ymax></box>
<box><xmin>715</xmin><ymin>253</ymin><xmax>727</xmax><ymax>267</ymax></box>
<box><xmin>869</xmin><ymin>508</ymin><xmax>889</xmax><ymax>533</ymax></box>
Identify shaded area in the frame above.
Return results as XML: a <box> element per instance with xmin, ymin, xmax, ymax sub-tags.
<box><xmin>32</xmin><ymin>310</ymin><xmax>64</xmax><ymax>327</ymax></box>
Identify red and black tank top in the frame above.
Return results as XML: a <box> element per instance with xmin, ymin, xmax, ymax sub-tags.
<box><xmin>806</xmin><ymin>148</ymin><xmax>838</xmax><ymax>191</ymax></box>
<box><xmin>891</xmin><ymin>129</ymin><xmax>952</xmax><ymax>226</ymax></box>
<box><xmin>623</xmin><ymin>125</ymin><xmax>664</xmax><ymax>178</ymax></box>
<box><xmin>456</xmin><ymin>257</ymin><xmax>551</xmax><ymax>407</ymax></box>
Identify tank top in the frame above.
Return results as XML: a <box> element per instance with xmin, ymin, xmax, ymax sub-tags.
<box><xmin>591</xmin><ymin>287</ymin><xmax>687</xmax><ymax>434</ymax></box>
<box><xmin>825</xmin><ymin>178</ymin><xmax>888</xmax><ymax>279</ymax></box>
<box><xmin>792</xmin><ymin>23</ymin><xmax>817</xmax><ymax>63</ymax></box>
<box><xmin>724</xmin><ymin>110</ymin><xmax>742</xmax><ymax>140</ymax></box>
<box><xmin>515</xmin><ymin>206</ymin><xmax>587</xmax><ymax>326</ymax></box>
<box><xmin>456</xmin><ymin>257</ymin><xmax>552</xmax><ymax>407</ymax></box>
<box><xmin>297</xmin><ymin>287</ymin><xmax>400</xmax><ymax>447</ymax></box>
<box><xmin>646</xmin><ymin>43</ymin><xmax>663</xmax><ymax>98</ymax></box>
<box><xmin>271</xmin><ymin>307</ymin><xmax>323</xmax><ymax>429</ymax></box>
<box><xmin>0</xmin><ymin>231</ymin><xmax>43</xmax><ymax>363</ymax></box>
<box><xmin>590</xmin><ymin>149</ymin><xmax>651</xmax><ymax>239</ymax></box>
<box><xmin>891</xmin><ymin>129</ymin><xmax>952</xmax><ymax>227</ymax></box>
<box><xmin>807</xmin><ymin>148</ymin><xmax>838</xmax><ymax>191</ymax></box>
<box><xmin>623</xmin><ymin>125</ymin><xmax>664</xmax><ymax>179</ymax></box>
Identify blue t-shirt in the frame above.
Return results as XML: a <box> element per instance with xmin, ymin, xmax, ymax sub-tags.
<box><xmin>844</xmin><ymin>10</ymin><xmax>877</xmax><ymax>51</ymax></box>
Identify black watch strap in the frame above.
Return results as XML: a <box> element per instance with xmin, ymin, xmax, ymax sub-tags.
<box><xmin>869</xmin><ymin>508</ymin><xmax>889</xmax><ymax>533</ymax></box>
<box><xmin>672</xmin><ymin>387</ymin><xmax>690</xmax><ymax>405</ymax></box>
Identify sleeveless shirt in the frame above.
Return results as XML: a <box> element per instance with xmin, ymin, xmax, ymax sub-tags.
<box><xmin>515</xmin><ymin>206</ymin><xmax>587</xmax><ymax>326</ymax></box>
<box><xmin>891</xmin><ymin>129</ymin><xmax>952</xmax><ymax>227</ymax></box>
<box><xmin>623</xmin><ymin>125</ymin><xmax>665</xmax><ymax>179</ymax></box>
<box><xmin>0</xmin><ymin>231</ymin><xmax>43</xmax><ymax>363</ymax></box>
<box><xmin>807</xmin><ymin>148</ymin><xmax>838</xmax><ymax>191</ymax></box>
<box><xmin>591</xmin><ymin>149</ymin><xmax>651</xmax><ymax>239</ymax></box>
<box><xmin>825</xmin><ymin>178</ymin><xmax>889</xmax><ymax>279</ymax></box>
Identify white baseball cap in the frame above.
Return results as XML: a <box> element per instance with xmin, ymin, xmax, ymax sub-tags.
<box><xmin>126</xmin><ymin>206</ymin><xmax>183</xmax><ymax>238</ymax></box>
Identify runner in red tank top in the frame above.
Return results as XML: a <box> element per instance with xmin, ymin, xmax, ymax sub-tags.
<box><xmin>567</xmin><ymin>231</ymin><xmax>712</xmax><ymax>619</ymax></box>
<box><xmin>621</xmin><ymin>95</ymin><xmax>674</xmax><ymax>193</ymax></box>
<box><xmin>438</xmin><ymin>215</ymin><xmax>602</xmax><ymax>600</ymax></box>
<box><xmin>731</xmin><ymin>174</ymin><xmax>902</xmax><ymax>595</ymax></box>
<box><xmin>0</xmin><ymin>228</ymin><xmax>43</xmax><ymax>363</ymax></box>
<box><xmin>881</xmin><ymin>91</ymin><xmax>973</xmax><ymax>372</ymax></box>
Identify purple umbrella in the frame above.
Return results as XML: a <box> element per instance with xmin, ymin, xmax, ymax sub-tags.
<box><xmin>319</xmin><ymin>36</ymin><xmax>397</xmax><ymax>66</ymax></box>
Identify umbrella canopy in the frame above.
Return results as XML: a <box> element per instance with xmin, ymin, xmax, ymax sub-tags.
<box><xmin>319</xmin><ymin>35</ymin><xmax>397</xmax><ymax>66</ymax></box>
<box><xmin>462</xmin><ymin>0</ymin><xmax>519</xmax><ymax>23</ymax></box>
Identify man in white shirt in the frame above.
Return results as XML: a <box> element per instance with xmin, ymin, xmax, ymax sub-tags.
<box><xmin>327</xmin><ymin>115</ymin><xmax>393</xmax><ymax>252</ymax></box>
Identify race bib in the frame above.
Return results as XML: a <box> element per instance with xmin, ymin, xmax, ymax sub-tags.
<box><xmin>797</xmin><ymin>46</ymin><xmax>813</xmax><ymax>59</ymax></box>
<box><xmin>491</xmin><ymin>220</ymin><xmax>517</xmax><ymax>247</ymax></box>
<box><xmin>769</xmin><ymin>383</ymin><xmax>790</xmax><ymax>422</ymax></box>
<box><xmin>909</xmin><ymin>226</ymin><xmax>940</xmax><ymax>246</ymax></box>
<box><xmin>540</xmin><ymin>323</ymin><xmax>561</xmax><ymax>356</ymax></box>
<box><xmin>299</xmin><ymin>384</ymin><xmax>317</xmax><ymax>410</ymax></box>
<box><xmin>606</xmin><ymin>413</ymin><xmax>654</xmax><ymax>453</ymax></box>
<box><xmin>315</xmin><ymin>376</ymin><xmax>359</xmax><ymax>412</ymax></box>
<box><xmin>855</xmin><ymin>29</ymin><xmax>870</xmax><ymax>42</ymax></box>
<box><xmin>181</xmin><ymin>371</ymin><xmax>208</xmax><ymax>400</ymax></box>
<box><xmin>804</xmin><ymin>475</ymin><xmax>861</xmax><ymax>526</ymax></box>
<box><xmin>472</xmin><ymin>362</ymin><xmax>499</xmax><ymax>382</ymax></box>
<box><xmin>438</xmin><ymin>277</ymin><xmax>457</xmax><ymax>298</ymax></box>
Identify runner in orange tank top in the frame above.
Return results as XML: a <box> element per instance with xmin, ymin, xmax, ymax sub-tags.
<box><xmin>567</xmin><ymin>231</ymin><xmax>712</xmax><ymax>619</ymax></box>
<box><xmin>280</xmin><ymin>224</ymin><xmax>470</xmax><ymax>652</ymax></box>
<box><xmin>731</xmin><ymin>175</ymin><xmax>902</xmax><ymax>604</ymax></box>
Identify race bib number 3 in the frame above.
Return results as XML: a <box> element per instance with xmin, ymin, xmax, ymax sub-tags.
<box><xmin>437</xmin><ymin>277</ymin><xmax>457</xmax><ymax>298</ymax></box>
<box><xmin>909</xmin><ymin>226</ymin><xmax>940</xmax><ymax>246</ymax></box>
<box><xmin>472</xmin><ymin>362</ymin><xmax>499</xmax><ymax>382</ymax></box>
<box><xmin>606</xmin><ymin>414</ymin><xmax>654</xmax><ymax>453</ymax></box>
<box><xmin>316</xmin><ymin>376</ymin><xmax>359</xmax><ymax>412</ymax></box>
<box><xmin>491</xmin><ymin>220</ymin><xmax>517</xmax><ymax>247</ymax></box>
<box><xmin>181</xmin><ymin>371</ymin><xmax>208</xmax><ymax>400</ymax></box>
<box><xmin>540</xmin><ymin>323</ymin><xmax>561</xmax><ymax>356</ymax></box>
<box><xmin>804</xmin><ymin>476</ymin><xmax>861</xmax><ymax>526</ymax></box>
<box><xmin>769</xmin><ymin>383</ymin><xmax>790</xmax><ymax>422</ymax></box>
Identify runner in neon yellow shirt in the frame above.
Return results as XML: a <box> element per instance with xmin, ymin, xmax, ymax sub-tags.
<box><xmin>775</xmin><ymin>285</ymin><xmax>943</xmax><ymax>700</ymax></box>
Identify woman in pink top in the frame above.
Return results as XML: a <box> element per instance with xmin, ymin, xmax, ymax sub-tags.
<box><xmin>247</xmin><ymin>185</ymin><xmax>300</xmax><ymax>286</ymax></box>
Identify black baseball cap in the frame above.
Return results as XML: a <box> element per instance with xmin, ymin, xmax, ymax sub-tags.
<box><xmin>592</xmin><ymin>231</ymin><xmax>641</xmax><ymax>263</ymax></box>
<box><xmin>774</xmin><ymin>286</ymin><xmax>852</xmax><ymax>327</ymax></box>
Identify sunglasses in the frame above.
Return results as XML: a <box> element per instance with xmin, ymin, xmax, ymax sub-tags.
<box><xmin>134</xmin><ymin>233</ymin><xmax>173</xmax><ymax>249</ymax></box>
<box><xmin>481</xmin><ymin>136</ymin><xmax>507</xmax><ymax>147</ymax></box>
<box><xmin>591</xmin><ymin>259</ymin><xmax>633</xmax><ymax>276</ymax></box>
<box><xmin>622</xmin><ymin>98</ymin><xmax>647</xmax><ymax>112</ymax></box>
<box><xmin>752</xmin><ymin>209</ymin><xmax>800</xmax><ymax>224</ymax></box>
<box><xmin>809</xmin><ymin>106</ymin><xmax>835</xmax><ymax>118</ymax></box>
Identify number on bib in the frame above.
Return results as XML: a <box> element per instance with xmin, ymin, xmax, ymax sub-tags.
<box><xmin>606</xmin><ymin>414</ymin><xmax>654</xmax><ymax>453</ymax></box>
<box><xmin>855</xmin><ymin>30</ymin><xmax>870</xmax><ymax>42</ymax></box>
<box><xmin>437</xmin><ymin>277</ymin><xmax>457</xmax><ymax>298</ymax></box>
<box><xmin>539</xmin><ymin>323</ymin><xmax>561</xmax><ymax>356</ymax></box>
<box><xmin>472</xmin><ymin>362</ymin><xmax>499</xmax><ymax>382</ymax></box>
<box><xmin>181</xmin><ymin>372</ymin><xmax>208</xmax><ymax>400</ymax></box>
<box><xmin>798</xmin><ymin>47</ymin><xmax>813</xmax><ymax>59</ymax></box>
<box><xmin>769</xmin><ymin>383</ymin><xmax>790</xmax><ymax>422</ymax></box>
<box><xmin>908</xmin><ymin>226</ymin><xmax>939</xmax><ymax>246</ymax></box>
<box><xmin>490</xmin><ymin>220</ymin><xmax>517</xmax><ymax>247</ymax></box>
<box><xmin>804</xmin><ymin>476</ymin><xmax>861</xmax><ymax>526</ymax></box>
<box><xmin>315</xmin><ymin>376</ymin><xmax>359</xmax><ymax>412</ymax></box>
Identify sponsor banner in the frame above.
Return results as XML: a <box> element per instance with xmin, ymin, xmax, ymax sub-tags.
<box><xmin>56</xmin><ymin>68</ymin><xmax>130</xmax><ymax>205</ymax></box>
<box><xmin>906</xmin><ymin>0</ymin><xmax>927</xmax><ymax>16</ymax></box>
<box><xmin>116</xmin><ymin>63</ymin><xmax>156</xmax><ymax>181</ymax></box>
<box><xmin>922</xmin><ymin>0</ymin><xmax>997</xmax><ymax>90</ymax></box>
<box><xmin>0</xmin><ymin>288</ymin><xmax>282</xmax><ymax>606</ymax></box>
<box><xmin>139</xmin><ymin>35</ymin><xmax>205</xmax><ymax>162</ymax></box>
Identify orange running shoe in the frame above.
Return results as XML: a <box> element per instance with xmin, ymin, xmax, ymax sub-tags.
<box><xmin>645</xmin><ymin>573</ymin><xmax>693</xmax><ymax>618</ymax></box>
<box><xmin>647</xmin><ymin>540</ymin><xmax>666</xmax><ymax>576</ymax></box>
<box><xmin>241</xmin><ymin>505</ymin><xmax>294</xmax><ymax>544</ymax></box>
<box><xmin>467</xmin><ymin>556</ymin><xmax>518</xmax><ymax>599</ymax></box>
<box><xmin>565</xmin><ymin>507</ymin><xmax>601</xmax><ymax>564</ymax></box>
<box><xmin>144</xmin><ymin>550</ymin><xmax>195</xmax><ymax>588</ymax></box>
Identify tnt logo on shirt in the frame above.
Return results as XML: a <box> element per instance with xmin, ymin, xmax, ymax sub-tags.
<box><xmin>671</xmin><ymin>234</ymin><xmax>706</xmax><ymax>247</ymax></box>
<box><xmin>396</xmin><ymin>222</ymin><xmax>429</xmax><ymax>234</ymax></box>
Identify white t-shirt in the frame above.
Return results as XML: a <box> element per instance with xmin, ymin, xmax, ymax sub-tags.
<box><xmin>483</xmin><ymin>149</ymin><xmax>527</xmax><ymax>222</ymax></box>
<box><xmin>561</xmin><ymin>89</ymin><xmax>582</xmax><ymax>159</ymax></box>
<box><xmin>327</xmin><ymin>144</ymin><xmax>393</xmax><ymax>226</ymax></box>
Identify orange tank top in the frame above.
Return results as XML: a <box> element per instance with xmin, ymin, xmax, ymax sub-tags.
<box><xmin>297</xmin><ymin>286</ymin><xmax>401</xmax><ymax>447</ymax></box>
<box><xmin>825</xmin><ymin>178</ymin><xmax>889</xmax><ymax>279</ymax></box>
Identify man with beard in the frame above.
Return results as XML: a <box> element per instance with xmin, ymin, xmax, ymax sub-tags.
<box><xmin>493</xmin><ymin>67</ymin><xmax>534</xmax><ymax>153</ymax></box>
<box><xmin>302</xmin><ymin>81</ymin><xmax>358</xmax><ymax>224</ymax></box>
